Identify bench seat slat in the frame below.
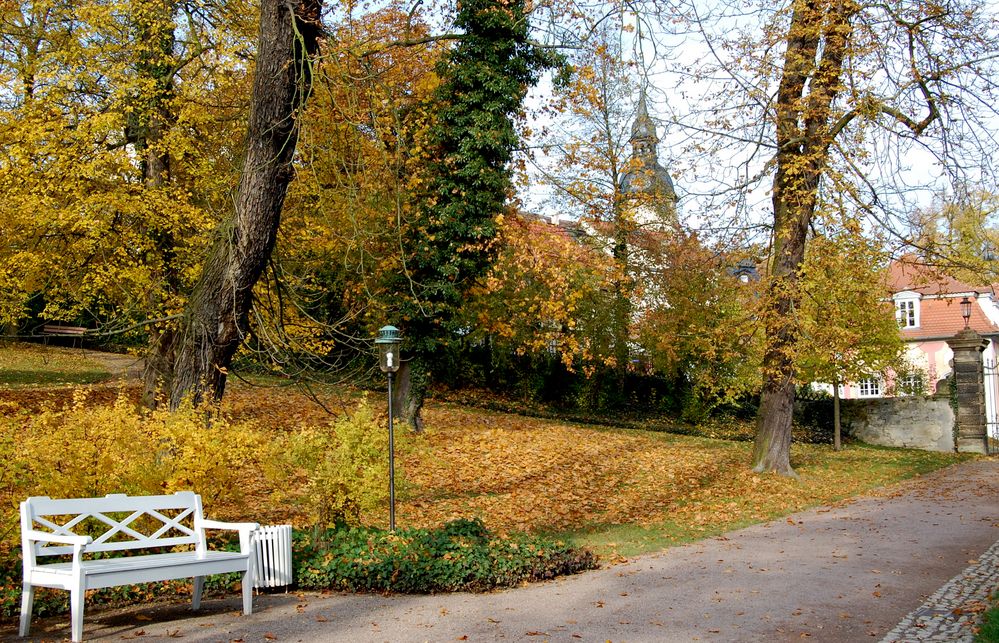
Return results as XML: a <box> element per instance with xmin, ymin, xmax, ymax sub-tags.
<box><xmin>29</xmin><ymin>551</ymin><xmax>251</xmax><ymax>590</ymax></box>
<box><xmin>34</xmin><ymin>551</ymin><xmax>248</xmax><ymax>575</ymax></box>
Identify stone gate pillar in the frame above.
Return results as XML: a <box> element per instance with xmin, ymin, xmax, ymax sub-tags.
<box><xmin>947</xmin><ymin>328</ymin><xmax>990</xmax><ymax>454</ymax></box>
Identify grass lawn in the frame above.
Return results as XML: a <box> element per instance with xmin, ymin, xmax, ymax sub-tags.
<box><xmin>0</xmin><ymin>342</ymin><xmax>111</xmax><ymax>387</ymax></box>
<box><xmin>979</xmin><ymin>602</ymin><xmax>999</xmax><ymax>642</ymax></box>
<box><xmin>0</xmin><ymin>343</ymin><xmax>972</xmax><ymax>559</ymax></box>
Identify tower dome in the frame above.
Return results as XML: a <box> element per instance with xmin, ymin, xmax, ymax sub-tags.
<box><xmin>620</xmin><ymin>88</ymin><xmax>678</xmax><ymax>225</ymax></box>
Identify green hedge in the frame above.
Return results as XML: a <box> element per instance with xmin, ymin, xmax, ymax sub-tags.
<box><xmin>295</xmin><ymin>518</ymin><xmax>597</xmax><ymax>593</ymax></box>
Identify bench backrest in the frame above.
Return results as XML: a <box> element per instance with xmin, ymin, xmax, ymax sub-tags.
<box><xmin>41</xmin><ymin>325</ymin><xmax>88</xmax><ymax>335</ymax></box>
<box><xmin>21</xmin><ymin>492</ymin><xmax>206</xmax><ymax>557</ymax></box>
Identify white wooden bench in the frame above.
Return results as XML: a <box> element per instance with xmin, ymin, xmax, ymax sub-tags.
<box><xmin>19</xmin><ymin>492</ymin><xmax>259</xmax><ymax>642</ymax></box>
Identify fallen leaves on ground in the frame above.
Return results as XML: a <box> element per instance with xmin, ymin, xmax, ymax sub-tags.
<box><xmin>3</xmin><ymin>375</ymin><xmax>968</xmax><ymax>557</ymax></box>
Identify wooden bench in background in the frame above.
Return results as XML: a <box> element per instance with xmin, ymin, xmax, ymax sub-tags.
<box><xmin>20</xmin><ymin>492</ymin><xmax>259</xmax><ymax>642</ymax></box>
<box><xmin>40</xmin><ymin>324</ymin><xmax>89</xmax><ymax>348</ymax></box>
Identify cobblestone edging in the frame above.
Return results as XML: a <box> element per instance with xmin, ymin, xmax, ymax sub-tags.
<box><xmin>881</xmin><ymin>539</ymin><xmax>999</xmax><ymax>642</ymax></box>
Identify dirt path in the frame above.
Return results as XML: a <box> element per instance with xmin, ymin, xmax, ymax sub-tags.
<box><xmin>87</xmin><ymin>350</ymin><xmax>144</xmax><ymax>380</ymax></box>
<box><xmin>7</xmin><ymin>459</ymin><xmax>999</xmax><ymax>642</ymax></box>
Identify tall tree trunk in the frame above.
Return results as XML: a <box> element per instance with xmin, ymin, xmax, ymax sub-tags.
<box><xmin>394</xmin><ymin>360</ymin><xmax>426</xmax><ymax>432</ymax></box>
<box><xmin>611</xmin><ymin>214</ymin><xmax>633</xmax><ymax>404</ymax></box>
<box><xmin>128</xmin><ymin>0</ymin><xmax>180</xmax><ymax>408</ymax></box>
<box><xmin>833</xmin><ymin>378</ymin><xmax>841</xmax><ymax>451</ymax></box>
<box><xmin>169</xmin><ymin>0</ymin><xmax>322</xmax><ymax>408</ymax></box>
<box><xmin>753</xmin><ymin>0</ymin><xmax>855</xmax><ymax>474</ymax></box>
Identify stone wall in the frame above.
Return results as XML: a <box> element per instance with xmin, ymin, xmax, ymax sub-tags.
<box><xmin>840</xmin><ymin>396</ymin><xmax>955</xmax><ymax>452</ymax></box>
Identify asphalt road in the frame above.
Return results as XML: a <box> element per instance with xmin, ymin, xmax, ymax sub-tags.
<box><xmin>7</xmin><ymin>459</ymin><xmax>999</xmax><ymax>642</ymax></box>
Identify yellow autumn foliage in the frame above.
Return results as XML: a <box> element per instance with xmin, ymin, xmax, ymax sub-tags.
<box><xmin>0</xmin><ymin>389</ymin><xmax>395</xmax><ymax>549</ymax></box>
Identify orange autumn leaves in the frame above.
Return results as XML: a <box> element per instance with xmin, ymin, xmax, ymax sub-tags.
<box><xmin>2</xmin><ymin>379</ymin><xmax>966</xmax><ymax>552</ymax></box>
<box><xmin>467</xmin><ymin>214</ymin><xmax>617</xmax><ymax>370</ymax></box>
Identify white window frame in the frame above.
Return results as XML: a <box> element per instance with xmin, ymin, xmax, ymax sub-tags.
<box><xmin>858</xmin><ymin>378</ymin><xmax>882</xmax><ymax>398</ymax></box>
<box><xmin>895</xmin><ymin>297</ymin><xmax>919</xmax><ymax>328</ymax></box>
<box><xmin>897</xmin><ymin>373</ymin><xmax>922</xmax><ymax>396</ymax></box>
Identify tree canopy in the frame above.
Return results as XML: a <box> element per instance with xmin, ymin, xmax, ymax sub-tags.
<box><xmin>1</xmin><ymin>0</ymin><xmax>998</xmax><ymax>475</ymax></box>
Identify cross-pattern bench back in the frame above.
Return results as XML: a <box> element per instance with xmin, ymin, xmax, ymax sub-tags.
<box><xmin>22</xmin><ymin>492</ymin><xmax>204</xmax><ymax>557</ymax></box>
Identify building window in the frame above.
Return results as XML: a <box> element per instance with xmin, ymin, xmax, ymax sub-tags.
<box><xmin>897</xmin><ymin>373</ymin><xmax>923</xmax><ymax>396</ymax></box>
<box><xmin>896</xmin><ymin>299</ymin><xmax>918</xmax><ymax>328</ymax></box>
<box><xmin>858</xmin><ymin>378</ymin><xmax>882</xmax><ymax>397</ymax></box>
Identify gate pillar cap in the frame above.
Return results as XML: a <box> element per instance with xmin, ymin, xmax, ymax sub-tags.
<box><xmin>947</xmin><ymin>328</ymin><xmax>989</xmax><ymax>352</ymax></box>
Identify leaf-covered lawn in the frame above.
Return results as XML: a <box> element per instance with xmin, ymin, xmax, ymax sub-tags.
<box><xmin>395</xmin><ymin>404</ymin><xmax>968</xmax><ymax>556</ymax></box>
<box><xmin>2</xmin><ymin>362</ymin><xmax>970</xmax><ymax>559</ymax></box>
<box><xmin>0</xmin><ymin>344</ymin><xmax>111</xmax><ymax>387</ymax></box>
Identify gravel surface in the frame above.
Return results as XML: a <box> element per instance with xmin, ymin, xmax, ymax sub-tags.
<box><xmin>6</xmin><ymin>459</ymin><xmax>999</xmax><ymax>643</ymax></box>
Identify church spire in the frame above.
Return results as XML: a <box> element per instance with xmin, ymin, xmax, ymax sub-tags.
<box><xmin>630</xmin><ymin>88</ymin><xmax>658</xmax><ymax>152</ymax></box>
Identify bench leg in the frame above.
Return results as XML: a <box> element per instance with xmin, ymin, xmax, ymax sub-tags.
<box><xmin>241</xmin><ymin>570</ymin><xmax>253</xmax><ymax>615</ymax></box>
<box><xmin>19</xmin><ymin>584</ymin><xmax>34</xmax><ymax>636</ymax></box>
<box><xmin>70</xmin><ymin>579</ymin><xmax>85</xmax><ymax>643</ymax></box>
<box><xmin>192</xmin><ymin>576</ymin><xmax>205</xmax><ymax>610</ymax></box>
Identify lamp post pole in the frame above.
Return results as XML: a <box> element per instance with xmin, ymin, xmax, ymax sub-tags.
<box><xmin>376</xmin><ymin>325</ymin><xmax>402</xmax><ymax>532</ymax></box>
<box><xmin>387</xmin><ymin>369</ymin><xmax>396</xmax><ymax>531</ymax></box>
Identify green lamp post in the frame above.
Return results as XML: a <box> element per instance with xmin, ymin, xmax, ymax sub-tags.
<box><xmin>375</xmin><ymin>325</ymin><xmax>402</xmax><ymax>530</ymax></box>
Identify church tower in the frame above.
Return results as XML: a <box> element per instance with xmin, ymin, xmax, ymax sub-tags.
<box><xmin>620</xmin><ymin>89</ymin><xmax>678</xmax><ymax>228</ymax></box>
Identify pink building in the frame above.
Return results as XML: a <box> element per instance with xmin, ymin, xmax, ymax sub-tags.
<box><xmin>838</xmin><ymin>257</ymin><xmax>999</xmax><ymax>412</ymax></box>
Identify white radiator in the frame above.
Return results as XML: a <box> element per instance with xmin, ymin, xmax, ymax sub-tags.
<box><xmin>251</xmin><ymin>524</ymin><xmax>293</xmax><ymax>589</ymax></box>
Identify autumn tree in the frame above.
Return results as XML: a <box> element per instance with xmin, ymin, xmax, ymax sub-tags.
<box><xmin>253</xmin><ymin>7</ymin><xmax>444</xmax><ymax>378</ymax></box>
<box><xmin>653</xmin><ymin>0</ymin><xmax>999</xmax><ymax>474</ymax></box>
<box><xmin>459</xmin><ymin>213</ymin><xmax>617</xmax><ymax>381</ymax></box>
<box><xmin>530</xmin><ymin>26</ymin><xmax>639</xmax><ymax>401</ymax></box>
<box><xmin>796</xmin><ymin>218</ymin><xmax>909</xmax><ymax>450</ymax></box>
<box><xmin>390</xmin><ymin>0</ymin><xmax>560</xmax><ymax>429</ymax></box>
<box><xmin>0</xmin><ymin>0</ymin><xmax>250</xmax><ymax>357</ymax></box>
<box><xmin>634</xmin><ymin>233</ymin><xmax>763</xmax><ymax>420</ymax></box>
<box><xmin>908</xmin><ymin>189</ymin><xmax>999</xmax><ymax>282</ymax></box>
<box><xmin>169</xmin><ymin>0</ymin><xmax>323</xmax><ymax>407</ymax></box>
<box><xmin>529</xmin><ymin>21</ymin><xmax>692</xmax><ymax>406</ymax></box>
<box><xmin>756</xmin><ymin>0</ymin><xmax>999</xmax><ymax>473</ymax></box>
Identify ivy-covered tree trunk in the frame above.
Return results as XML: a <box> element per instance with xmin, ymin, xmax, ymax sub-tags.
<box><xmin>611</xmin><ymin>196</ymin><xmax>633</xmax><ymax>404</ymax></box>
<box><xmin>396</xmin><ymin>0</ymin><xmax>558</xmax><ymax>429</ymax></box>
<box><xmin>132</xmin><ymin>0</ymin><xmax>180</xmax><ymax>409</ymax></box>
<box><xmin>753</xmin><ymin>0</ymin><xmax>855</xmax><ymax>474</ymax></box>
<box><xmin>169</xmin><ymin>0</ymin><xmax>322</xmax><ymax>408</ymax></box>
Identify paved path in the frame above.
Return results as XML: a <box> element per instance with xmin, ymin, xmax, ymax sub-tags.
<box><xmin>882</xmin><ymin>536</ymin><xmax>999</xmax><ymax>641</ymax></box>
<box><xmin>7</xmin><ymin>460</ymin><xmax>999</xmax><ymax>642</ymax></box>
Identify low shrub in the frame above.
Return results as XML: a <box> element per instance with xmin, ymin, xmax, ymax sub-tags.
<box><xmin>268</xmin><ymin>398</ymin><xmax>397</xmax><ymax>528</ymax></box>
<box><xmin>295</xmin><ymin>518</ymin><xmax>597</xmax><ymax>593</ymax></box>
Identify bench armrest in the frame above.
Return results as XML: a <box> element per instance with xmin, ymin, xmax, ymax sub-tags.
<box><xmin>201</xmin><ymin>519</ymin><xmax>259</xmax><ymax>533</ymax></box>
<box><xmin>23</xmin><ymin>529</ymin><xmax>93</xmax><ymax>547</ymax></box>
<box><xmin>200</xmin><ymin>520</ymin><xmax>259</xmax><ymax>554</ymax></box>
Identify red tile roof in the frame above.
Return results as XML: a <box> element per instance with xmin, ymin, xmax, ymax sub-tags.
<box><xmin>887</xmin><ymin>257</ymin><xmax>999</xmax><ymax>338</ymax></box>
<box><xmin>888</xmin><ymin>256</ymin><xmax>994</xmax><ymax>296</ymax></box>
<box><xmin>901</xmin><ymin>297</ymin><xmax>999</xmax><ymax>339</ymax></box>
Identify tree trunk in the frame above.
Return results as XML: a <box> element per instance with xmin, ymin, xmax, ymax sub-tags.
<box><xmin>753</xmin><ymin>0</ymin><xmax>855</xmax><ymax>474</ymax></box>
<box><xmin>394</xmin><ymin>359</ymin><xmax>426</xmax><ymax>432</ymax></box>
<box><xmin>169</xmin><ymin>0</ymin><xmax>322</xmax><ymax>408</ymax></box>
<box><xmin>132</xmin><ymin>0</ymin><xmax>180</xmax><ymax>409</ymax></box>
<box><xmin>754</xmin><ymin>377</ymin><xmax>797</xmax><ymax>475</ymax></box>
<box><xmin>611</xmin><ymin>217</ymin><xmax>632</xmax><ymax>404</ymax></box>
<box><xmin>833</xmin><ymin>379</ymin><xmax>841</xmax><ymax>451</ymax></box>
